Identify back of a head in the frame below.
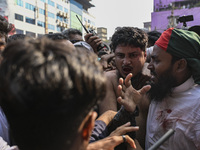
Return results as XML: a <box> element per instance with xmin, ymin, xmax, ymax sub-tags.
<box><xmin>62</xmin><ymin>28</ymin><xmax>82</xmax><ymax>40</ymax></box>
<box><xmin>110</xmin><ymin>27</ymin><xmax>148</xmax><ymax>52</ymax></box>
<box><xmin>45</xmin><ymin>32</ymin><xmax>69</xmax><ymax>41</ymax></box>
<box><xmin>147</xmin><ymin>30</ymin><xmax>161</xmax><ymax>47</ymax></box>
<box><xmin>0</xmin><ymin>37</ymin><xmax>106</xmax><ymax>150</ymax></box>
<box><xmin>0</xmin><ymin>15</ymin><xmax>15</xmax><ymax>41</ymax></box>
<box><xmin>7</xmin><ymin>34</ymin><xmax>28</xmax><ymax>43</ymax></box>
<box><xmin>188</xmin><ymin>25</ymin><xmax>200</xmax><ymax>36</ymax></box>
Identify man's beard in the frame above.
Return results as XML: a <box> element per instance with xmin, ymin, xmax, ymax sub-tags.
<box><xmin>147</xmin><ymin>68</ymin><xmax>177</xmax><ymax>102</ymax></box>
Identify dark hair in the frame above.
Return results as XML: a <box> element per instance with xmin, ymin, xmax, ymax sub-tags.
<box><xmin>62</xmin><ymin>28</ymin><xmax>82</xmax><ymax>40</ymax></box>
<box><xmin>0</xmin><ymin>37</ymin><xmax>106</xmax><ymax>150</ymax></box>
<box><xmin>110</xmin><ymin>27</ymin><xmax>148</xmax><ymax>52</ymax></box>
<box><xmin>147</xmin><ymin>30</ymin><xmax>161</xmax><ymax>47</ymax></box>
<box><xmin>188</xmin><ymin>25</ymin><xmax>200</xmax><ymax>36</ymax></box>
<box><xmin>7</xmin><ymin>34</ymin><xmax>28</xmax><ymax>43</ymax></box>
<box><xmin>0</xmin><ymin>15</ymin><xmax>15</xmax><ymax>41</ymax></box>
<box><xmin>45</xmin><ymin>33</ymin><xmax>69</xmax><ymax>41</ymax></box>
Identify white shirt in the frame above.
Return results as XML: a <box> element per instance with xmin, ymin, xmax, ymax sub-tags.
<box><xmin>0</xmin><ymin>137</ymin><xmax>18</xmax><ymax>150</ymax></box>
<box><xmin>146</xmin><ymin>77</ymin><xmax>200</xmax><ymax>150</ymax></box>
<box><xmin>0</xmin><ymin>107</ymin><xmax>10</xmax><ymax>144</ymax></box>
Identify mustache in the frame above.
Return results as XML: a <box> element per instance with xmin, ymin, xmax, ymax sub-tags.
<box><xmin>150</xmin><ymin>71</ymin><xmax>157</xmax><ymax>76</ymax></box>
<box><xmin>122</xmin><ymin>65</ymin><xmax>133</xmax><ymax>69</ymax></box>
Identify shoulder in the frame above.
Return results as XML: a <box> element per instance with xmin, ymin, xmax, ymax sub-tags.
<box><xmin>104</xmin><ymin>70</ymin><xmax>119</xmax><ymax>92</ymax></box>
<box><xmin>105</xmin><ymin>70</ymin><xmax>119</xmax><ymax>84</ymax></box>
<box><xmin>105</xmin><ymin>70</ymin><xmax>118</xmax><ymax>78</ymax></box>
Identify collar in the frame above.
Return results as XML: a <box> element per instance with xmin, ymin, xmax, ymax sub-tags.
<box><xmin>172</xmin><ymin>76</ymin><xmax>195</xmax><ymax>94</ymax></box>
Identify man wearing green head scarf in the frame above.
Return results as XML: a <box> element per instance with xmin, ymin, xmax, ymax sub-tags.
<box><xmin>116</xmin><ymin>28</ymin><xmax>200</xmax><ymax>149</ymax></box>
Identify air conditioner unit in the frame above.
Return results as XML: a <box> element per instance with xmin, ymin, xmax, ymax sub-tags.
<box><xmin>62</xmin><ymin>22</ymin><xmax>65</xmax><ymax>27</ymax></box>
<box><xmin>62</xmin><ymin>12</ymin><xmax>65</xmax><ymax>17</ymax></box>
<box><xmin>58</xmin><ymin>21</ymin><xmax>62</xmax><ymax>26</ymax></box>
<box><xmin>64</xmin><ymin>13</ymin><xmax>68</xmax><ymax>18</ymax></box>
<box><xmin>65</xmin><ymin>23</ymin><xmax>68</xmax><ymax>28</ymax></box>
<box><xmin>59</xmin><ymin>11</ymin><xmax>62</xmax><ymax>16</ymax></box>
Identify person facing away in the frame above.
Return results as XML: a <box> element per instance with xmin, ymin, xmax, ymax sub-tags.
<box><xmin>62</xmin><ymin>28</ymin><xmax>83</xmax><ymax>44</ymax></box>
<box><xmin>0</xmin><ymin>37</ymin><xmax>107</xmax><ymax>150</ymax></box>
<box><xmin>62</xmin><ymin>28</ymin><xmax>110</xmax><ymax>57</ymax></box>
<box><xmin>0</xmin><ymin>15</ymin><xmax>15</xmax><ymax>145</ymax></box>
<box><xmin>118</xmin><ymin>28</ymin><xmax>200</xmax><ymax>150</ymax></box>
<box><xmin>0</xmin><ymin>15</ymin><xmax>15</xmax><ymax>53</ymax></box>
<box><xmin>98</xmin><ymin>27</ymin><xmax>150</xmax><ymax>148</ymax></box>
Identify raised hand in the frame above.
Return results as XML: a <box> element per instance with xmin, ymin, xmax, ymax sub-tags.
<box><xmin>109</xmin><ymin>122</ymin><xmax>139</xmax><ymax>137</ymax></box>
<box><xmin>117</xmin><ymin>73</ymin><xmax>151</xmax><ymax>113</ymax></box>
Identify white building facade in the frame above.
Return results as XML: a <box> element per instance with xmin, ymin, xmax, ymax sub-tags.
<box><xmin>1</xmin><ymin>0</ymin><xmax>96</xmax><ymax>37</ymax></box>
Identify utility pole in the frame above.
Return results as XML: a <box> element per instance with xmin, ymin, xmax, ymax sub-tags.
<box><xmin>167</xmin><ymin>3</ymin><xmax>177</xmax><ymax>28</ymax></box>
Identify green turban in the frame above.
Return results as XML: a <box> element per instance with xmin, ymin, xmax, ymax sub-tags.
<box><xmin>155</xmin><ymin>28</ymin><xmax>200</xmax><ymax>84</ymax></box>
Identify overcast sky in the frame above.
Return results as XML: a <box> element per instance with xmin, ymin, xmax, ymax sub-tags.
<box><xmin>89</xmin><ymin>0</ymin><xmax>154</xmax><ymax>38</ymax></box>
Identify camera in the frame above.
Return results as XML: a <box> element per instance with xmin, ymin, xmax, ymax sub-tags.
<box><xmin>177</xmin><ymin>15</ymin><xmax>194</xmax><ymax>27</ymax></box>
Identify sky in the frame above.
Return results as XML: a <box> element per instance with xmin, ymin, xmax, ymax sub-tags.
<box><xmin>89</xmin><ymin>0</ymin><xmax>154</xmax><ymax>38</ymax></box>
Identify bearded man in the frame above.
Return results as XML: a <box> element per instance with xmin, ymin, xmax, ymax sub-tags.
<box><xmin>117</xmin><ymin>28</ymin><xmax>200</xmax><ymax>150</ymax></box>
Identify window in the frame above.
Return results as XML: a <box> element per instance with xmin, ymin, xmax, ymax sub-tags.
<box><xmin>39</xmin><ymin>8</ymin><xmax>45</xmax><ymax>15</ymax></box>
<box><xmin>38</xmin><ymin>34</ymin><xmax>44</xmax><ymax>38</ymax></box>
<box><xmin>15</xmin><ymin>13</ymin><xmax>23</xmax><ymax>21</ymax></box>
<box><xmin>64</xmin><ymin>18</ymin><xmax>68</xmax><ymax>23</ymax></box>
<box><xmin>48</xmin><ymin>24</ymin><xmax>55</xmax><ymax>30</ymax></box>
<box><xmin>37</xmin><ymin>21</ymin><xmax>45</xmax><ymax>27</ymax></box>
<box><xmin>26</xmin><ymin>31</ymin><xmax>36</xmax><ymax>38</ymax></box>
<box><xmin>17</xmin><ymin>0</ymin><xmax>23</xmax><ymax>7</ymax></box>
<box><xmin>16</xmin><ymin>29</ymin><xmax>24</xmax><ymax>34</ymax></box>
<box><xmin>57</xmin><ymin>4</ymin><xmax>63</xmax><ymax>11</ymax></box>
<box><xmin>64</xmin><ymin>8</ymin><xmax>68</xmax><ymax>13</ymax></box>
<box><xmin>26</xmin><ymin>17</ymin><xmax>35</xmax><ymax>25</ymax></box>
<box><xmin>48</xmin><ymin>12</ymin><xmax>55</xmax><ymax>19</ymax></box>
<box><xmin>25</xmin><ymin>3</ymin><xmax>35</xmax><ymax>11</ymax></box>
<box><xmin>40</xmin><ymin>0</ymin><xmax>46</xmax><ymax>2</ymax></box>
<box><xmin>57</xmin><ymin>26</ymin><xmax>61</xmax><ymax>32</ymax></box>
<box><xmin>48</xmin><ymin>0</ymin><xmax>55</xmax><ymax>7</ymax></box>
<box><xmin>56</xmin><ymin>15</ymin><xmax>63</xmax><ymax>21</ymax></box>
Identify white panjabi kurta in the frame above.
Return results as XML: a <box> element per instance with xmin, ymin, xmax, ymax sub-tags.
<box><xmin>146</xmin><ymin>77</ymin><xmax>200</xmax><ymax>150</ymax></box>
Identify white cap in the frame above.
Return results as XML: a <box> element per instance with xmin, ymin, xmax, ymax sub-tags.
<box><xmin>74</xmin><ymin>41</ymin><xmax>94</xmax><ymax>52</ymax></box>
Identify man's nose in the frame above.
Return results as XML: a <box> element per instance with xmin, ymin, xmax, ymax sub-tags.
<box><xmin>123</xmin><ymin>57</ymin><xmax>131</xmax><ymax>65</ymax></box>
<box><xmin>147</xmin><ymin>61</ymin><xmax>154</xmax><ymax>71</ymax></box>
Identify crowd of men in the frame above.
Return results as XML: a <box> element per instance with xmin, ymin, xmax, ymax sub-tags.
<box><xmin>0</xmin><ymin>15</ymin><xmax>200</xmax><ymax>150</ymax></box>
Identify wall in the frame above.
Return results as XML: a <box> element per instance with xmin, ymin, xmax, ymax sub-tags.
<box><xmin>151</xmin><ymin>7</ymin><xmax>200</xmax><ymax>32</ymax></box>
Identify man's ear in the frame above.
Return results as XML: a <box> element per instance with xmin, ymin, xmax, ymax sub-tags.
<box><xmin>174</xmin><ymin>58</ymin><xmax>188</xmax><ymax>73</ymax></box>
<box><xmin>82</xmin><ymin>111</ymin><xmax>97</xmax><ymax>141</ymax></box>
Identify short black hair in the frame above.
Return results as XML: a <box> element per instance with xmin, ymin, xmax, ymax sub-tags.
<box><xmin>7</xmin><ymin>34</ymin><xmax>28</xmax><ymax>43</ymax></box>
<box><xmin>0</xmin><ymin>15</ymin><xmax>15</xmax><ymax>41</ymax></box>
<box><xmin>45</xmin><ymin>33</ymin><xmax>69</xmax><ymax>41</ymax></box>
<box><xmin>110</xmin><ymin>27</ymin><xmax>148</xmax><ymax>52</ymax></box>
<box><xmin>62</xmin><ymin>28</ymin><xmax>82</xmax><ymax>39</ymax></box>
<box><xmin>188</xmin><ymin>25</ymin><xmax>200</xmax><ymax>36</ymax></box>
<box><xmin>0</xmin><ymin>37</ymin><xmax>106</xmax><ymax>150</ymax></box>
<box><xmin>147</xmin><ymin>30</ymin><xmax>161</xmax><ymax>47</ymax></box>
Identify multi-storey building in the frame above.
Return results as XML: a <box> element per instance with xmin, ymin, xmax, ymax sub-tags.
<box><xmin>97</xmin><ymin>27</ymin><xmax>107</xmax><ymax>42</ymax></box>
<box><xmin>151</xmin><ymin>0</ymin><xmax>200</xmax><ymax>32</ymax></box>
<box><xmin>0</xmin><ymin>0</ymin><xmax>95</xmax><ymax>37</ymax></box>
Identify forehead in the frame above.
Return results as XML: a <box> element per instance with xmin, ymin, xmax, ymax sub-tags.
<box><xmin>115</xmin><ymin>45</ymin><xmax>143</xmax><ymax>53</ymax></box>
<box><xmin>152</xmin><ymin>45</ymin><xmax>172</xmax><ymax>60</ymax></box>
<box><xmin>70</xmin><ymin>34</ymin><xmax>83</xmax><ymax>40</ymax></box>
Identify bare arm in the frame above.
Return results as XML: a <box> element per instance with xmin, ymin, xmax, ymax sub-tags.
<box><xmin>98</xmin><ymin>71</ymin><xmax>118</xmax><ymax>115</ymax></box>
